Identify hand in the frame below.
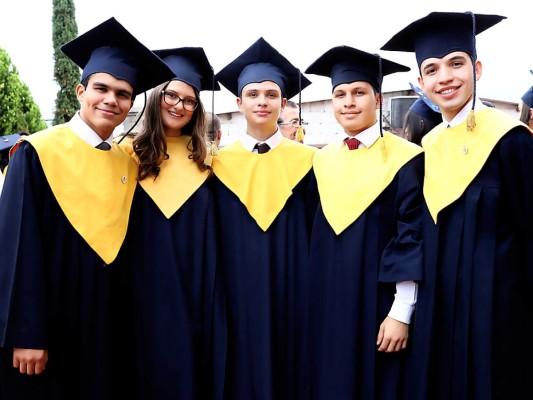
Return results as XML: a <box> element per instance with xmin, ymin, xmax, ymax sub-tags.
<box><xmin>13</xmin><ymin>348</ymin><xmax>48</xmax><ymax>375</ymax></box>
<box><xmin>376</xmin><ymin>316</ymin><xmax>408</xmax><ymax>352</ymax></box>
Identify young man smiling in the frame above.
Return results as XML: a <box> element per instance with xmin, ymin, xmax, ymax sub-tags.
<box><xmin>305</xmin><ymin>45</ymin><xmax>423</xmax><ymax>400</ymax></box>
<box><xmin>382</xmin><ymin>11</ymin><xmax>533</xmax><ymax>400</ymax></box>
<box><xmin>0</xmin><ymin>17</ymin><xmax>173</xmax><ymax>399</ymax></box>
<box><xmin>213</xmin><ymin>37</ymin><xmax>316</xmax><ymax>400</ymax></box>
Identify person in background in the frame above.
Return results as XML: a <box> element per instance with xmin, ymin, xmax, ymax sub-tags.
<box><xmin>305</xmin><ymin>45</ymin><xmax>423</xmax><ymax>400</ymax></box>
<box><xmin>278</xmin><ymin>100</ymin><xmax>307</xmax><ymax>143</ymax></box>
<box><xmin>0</xmin><ymin>17</ymin><xmax>173</xmax><ymax>400</ymax></box>
<box><xmin>213</xmin><ymin>37</ymin><xmax>316</xmax><ymax>400</ymax></box>
<box><xmin>519</xmin><ymin>84</ymin><xmax>532</xmax><ymax>129</ymax></box>
<box><xmin>402</xmin><ymin>97</ymin><xmax>442</xmax><ymax>145</ymax></box>
<box><xmin>205</xmin><ymin>111</ymin><xmax>223</xmax><ymax>149</ymax></box>
<box><xmin>118</xmin><ymin>47</ymin><xmax>225</xmax><ymax>400</ymax></box>
<box><xmin>382</xmin><ymin>11</ymin><xmax>533</xmax><ymax>400</ymax></box>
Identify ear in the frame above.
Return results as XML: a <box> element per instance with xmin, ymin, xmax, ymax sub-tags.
<box><xmin>474</xmin><ymin>60</ymin><xmax>482</xmax><ymax>81</ymax></box>
<box><xmin>75</xmin><ymin>83</ymin><xmax>85</xmax><ymax>101</ymax></box>
<box><xmin>217</xmin><ymin>129</ymin><xmax>222</xmax><ymax>141</ymax></box>
<box><xmin>375</xmin><ymin>93</ymin><xmax>382</xmax><ymax>110</ymax></box>
<box><xmin>418</xmin><ymin>75</ymin><xmax>425</xmax><ymax>91</ymax></box>
<box><xmin>236</xmin><ymin>97</ymin><xmax>243</xmax><ymax>112</ymax></box>
<box><xmin>281</xmin><ymin>98</ymin><xmax>287</xmax><ymax>109</ymax></box>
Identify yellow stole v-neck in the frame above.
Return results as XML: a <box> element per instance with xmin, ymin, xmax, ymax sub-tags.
<box><xmin>423</xmin><ymin>108</ymin><xmax>522</xmax><ymax>223</ymax></box>
<box><xmin>314</xmin><ymin>132</ymin><xmax>422</xmax><ymax>235</ymax></box>
<box><xmin>128</xmin><ymin>135</ymin><xmax>209</xmax><ymax>219</ymax></box>
<box><xmin>212</xmin><ymin>139</ymin><xmax>316</xmax><ymax>231</ymax></box>
<box><xmin>25</xmin><ymin>126</ymin><xmax>137</xmax><ymax>264</ymax></box>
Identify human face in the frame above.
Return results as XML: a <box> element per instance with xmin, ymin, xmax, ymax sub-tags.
<box><xmin>279</xmin><ymin>106</ymin><xmax>300</xmax><ymax>140</ymax></box>
<box><xmin>160</xmin><ymin>80</ymin><xmax>196</xmax><ymax>137</ymax></box>
<box><xmin>418</xmin><ymin>51</ymin><xmax>482</xmax><ymax>122</ymax></box>
<box><xmin>237</xmin><ymin>81</ymin><xmax>286</xmax><ymax>140</ymax></box>
<box><xmin>332</xmin><ymin>81</ymin><xmax>379</xmax><ymax>135</ymax></box>
<box><xmin>77</xmin><ymin>73</ymin><xmax>134</xmax><ymax>140</ymax></box>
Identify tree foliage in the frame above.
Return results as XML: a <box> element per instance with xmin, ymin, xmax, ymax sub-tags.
<box><xmin>52</xmin><ymin>0</ymin><xmax>80</xmax><ymax>125</ymax></box>
<box><xmin>0</xmin><ymin>48</ymin><xmax>48</xmax><ymax>135</ymax></box>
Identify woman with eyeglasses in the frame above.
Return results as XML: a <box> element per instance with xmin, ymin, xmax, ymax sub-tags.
<box><xmin>117</xmin><ymin>48</ymin><xmax>225</xmax><ymax>400</ymax></box>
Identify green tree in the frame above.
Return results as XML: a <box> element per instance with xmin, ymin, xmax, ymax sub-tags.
<box><xmin>0</xmin><ymin>48</ymin><xmax>48</xmax><ymax>135</ymax></box>
<box><xmin>52</xmin><ymin>0</ymin><xmax>79</xmax><ymax>125</ymax></box>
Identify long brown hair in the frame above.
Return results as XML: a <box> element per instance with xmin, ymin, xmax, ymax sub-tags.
<box><xmin>133</xmin><ymin>81</ymin><xmax>208</xmax><ymax>181</ymax></box>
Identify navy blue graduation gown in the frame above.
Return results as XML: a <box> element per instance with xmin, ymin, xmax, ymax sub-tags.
<box><xmin>308</xmin><ymin>154</ymin><xmax>424</xmax><ymax>400</ymax></box>
<box><xmin>0</xmin><ymin>142</ymin><xmax>126</xmax><ymax>400</ymax></box>
<box><xmin>211</xmin><ymin>169</ymin><xmax>317</xmax><ymax>400</ymax></box>
<box><xmin>117</xmin><ymin>180</ymin><xmax>225</xmax><ymax>400</ymax></box>
<box><xmin>406</xmin><ymin>127</ymin><xmax>533</xmax><ymax>400</ymax></box>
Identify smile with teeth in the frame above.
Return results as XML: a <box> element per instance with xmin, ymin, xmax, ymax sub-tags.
<box><xmin>439</xmin><ymin>88</ymin><xmax>457</xmax><ymax>95</ymax></box>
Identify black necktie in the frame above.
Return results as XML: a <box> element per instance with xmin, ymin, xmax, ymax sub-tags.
<box><xmin>95</xmin><ymin>142</ymin><xmax>111</xmax><ymax>151</ymax></box>
<box><xmin>254</xmin><ymin>143</ymin><xmax>270</xmax><ymax>154</ymax></box>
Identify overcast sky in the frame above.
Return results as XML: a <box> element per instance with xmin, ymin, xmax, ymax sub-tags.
<box><xmin>1</xmin><ymin>0</ymin><xmax>530</xmax><ymax>122</ymax></box>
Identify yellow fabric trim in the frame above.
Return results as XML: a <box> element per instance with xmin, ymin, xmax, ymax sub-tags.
<box><xmin>26</xmin><ymin>126</ymin><xmax>137</xmax><ymax>264</ymax></box>
<box><xmin>422</xmin><ymin>108</ymin><xmax>521</xmax><ymax>223</ymax></box>
<box><xmin>212</xmin><ymin>138</ymin><xmax>316</xmax><ymax>231</ymax></box>
<box><xmin>314</xmin><ymin>132</ymin><xmax>423</xmax><ymax>235</ymax></box>
<box><xmin>121</xmin><ymin>135</ymin><xmax>209</xmax><ymax>219</ymax></box>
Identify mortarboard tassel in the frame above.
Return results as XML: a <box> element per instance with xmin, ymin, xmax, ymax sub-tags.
<box><xmin>376</xmin><ymin>54</ymin><xmax>386</xmax><ymax>161</ymax></box>
<box><xmin>208</xmin><ymin>68</ymin><xmax>218</xmax><ymax>156</ymax></box>
<box><xmin>295</xmin><ymin>125</ymin><xmax>305</xmax><ymax>142</ymax></box>
<box><xmin>295</xmin><ymin>68</ymin><xmax>305</xmax><ymax>143</ymax></box>
<box><xmin>467</xmin><ymin>109</ymin><xmax>476</xmax><ymax>132</ymax></box>
<box><xmin>467</xmin><ymin>11</ymin><xmax>477</xmax><ymax>132</ymax></box>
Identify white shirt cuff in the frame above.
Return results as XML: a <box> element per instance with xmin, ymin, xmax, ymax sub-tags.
<box><xmin>388</xmin><ymin>280</ymin><xmax>418</xmax><ymax>324</ymax></box>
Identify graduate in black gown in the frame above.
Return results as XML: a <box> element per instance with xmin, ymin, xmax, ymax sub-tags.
<box><xmin>304</xmin><ymin>46</ymin><xmax>424</xmax><ymax>400</ymax></box>
<box><xmin>381</xmin><ymin>12</ymin><xmax>533</xmax><ymax>400</ymax></box>
<box><xmin>402</xmin><ymin>96</ymin><xmax>442</xmax><ymax>146</ymax></box>
<box><xmin>0</xmin><ymin>18</ymin><xmax>173</xmax><ymax>400</ymax></box>
<box><xmin>212</xmin><ymin>37</ymin><xmax>317</xmax><ymax>400</ymax></box>
<box><xmin>118</xmin><ymin>47</ymin><xmax>225</xmax><ymax>400</ymax></box>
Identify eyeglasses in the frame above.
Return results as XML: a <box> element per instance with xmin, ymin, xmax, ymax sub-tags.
<box><xmin>161</xmin><ymin>90</ymin><xmax>198</xmax><ymax>111</ymax></box>
<box><xmin>278</xmin><ymin>119</ymin><xmax>309</xmax><ymax>127</ymax></box>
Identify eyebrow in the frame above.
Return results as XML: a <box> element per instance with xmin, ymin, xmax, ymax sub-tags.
<box><xmin>244</xmin><ymin>88</ymin><xmax>281</xmax><ymax>94</ymax></box>
<box><xmin>333</xmin><ymin>86</ymin><xmax>366</xmax><ymax>94</ymax></box>
<box><xmin>423</xmin><ymin>55</ymin><xmax>468</xmax><ymax>71</ymax></box>
<box><xmin>91</xmin><ymin>81</ymin><xmax>133</xmax><ymax>97</ymax></box>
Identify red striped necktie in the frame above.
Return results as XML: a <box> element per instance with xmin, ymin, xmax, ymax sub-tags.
<box><xmin>344</xmin><ymin>137</ymin><xmax>360</xmax><ymax>150</ymax></box>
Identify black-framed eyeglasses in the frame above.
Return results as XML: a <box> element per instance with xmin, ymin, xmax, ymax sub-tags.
<box><xmin>161</xmin><ymin>90</ymin><xmax>198</xmax><ymax>111</ymax></box>
<box><xmin>278</xmin><ymin>119</ymin><xmax>308</xmax><ymax>127</ymax></box>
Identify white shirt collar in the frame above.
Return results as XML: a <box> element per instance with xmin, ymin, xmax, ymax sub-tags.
<box><xmin>68</xmin><ymin>112</ymin><xmax>114</xmax><ymax>147</ymax></box>
<box><xmin>239</xmin><ymin>129</ymin><xmax>284</xmax><ymax>152</ymax></box>
<box><xmin>445</xmin><ymin>97</ymin><xmax>486</xmax><ymax>128</ymax></box>
<box><xmin>342</xmin><ymin>122</ymin><xmax>381</xmax><ymax>149</ymax></box>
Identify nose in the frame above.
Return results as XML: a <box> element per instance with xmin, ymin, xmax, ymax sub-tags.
<box><xmin>103</xmin><ymin>92</ymin><xmax>119</xmax><ymax>105</ymax></box>
<box><xmin>437</xmin><ymin>65</ymin><xmax>454</xmax><ymax>83</ymax></box>
<box><xmin>343</xmin><ymin>95</ymin><xmax>356</xmax><ymax>108</ymax></box>
<box><xmin>257</xmin><ymin>94</ymin><xmax>269</xmax><ymax>105</ymax></box>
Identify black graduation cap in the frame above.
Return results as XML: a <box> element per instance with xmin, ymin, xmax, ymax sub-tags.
<box><xmin>522</xmin><ymin>87</ymin><xmax>533</xmax><ymax>108</ymax></box>
<box><xmin>305</xmin><ymin>45</ymin><xmax>409</xmax><ymax>91</ymax></box>
<box><xmin>61</xmin><ymin>17</ymin><xmax>174</xmax><ymax>96</ymax></box>
<box><xmin>0</xmin><ymin>134</ymin><xmax>21</xmax><ymax>153</ymax></box>
<box><xmin>153</xmin><ymin>47</ymin><xmax>220</xmax><ymax>92</ymax></box>
<box><xmin>216</xmin><ymin>37</ymin><xmax>311</xmax><ymax>99</ymax></box>
<box><xmin>410</xmin><ymin>97</ymin><xmax>442</xmax><ymax>124</ymax></box>
<box><xmin>380</xmin><ymin>12</ymin><xmax>506</xmax><ymax>67</ymax></box>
